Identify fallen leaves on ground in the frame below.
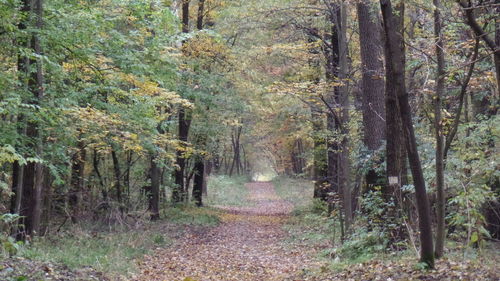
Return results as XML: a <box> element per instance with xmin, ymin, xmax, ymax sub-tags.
<box><xmin>310</xmin><ymin>257</ymin><xmax>500</xmax><ymax>281</ymax></box>
<box><xmin>135</xmin><ymin>182</ymin><xmax>325</xmax><ymax>281</ymax></box>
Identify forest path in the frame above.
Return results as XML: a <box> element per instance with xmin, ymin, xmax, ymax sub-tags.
<box><xmin>135</xmin><ymin>181</ymin><xmax>322</xmax><ymax>281</ymax></box>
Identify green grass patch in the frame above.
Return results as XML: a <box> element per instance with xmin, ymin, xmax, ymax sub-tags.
<box><xmin>21</xmin><ymin>227</ymin><xmax>168</xmax><ymax>277</ymax></box>
<box><xmin>162</xmin><ymin>205</ymin><xmax>221</xmax><ymax>226</ymax></box>
<box><xmin>20</xmin><ymin>206</ymin><xmax>222</xmax><ymax>278</ymax></box>
<box><xmin>206</xmin><ymin>175</ymin><xmax>251</xmax><ymax>206</ymax></box>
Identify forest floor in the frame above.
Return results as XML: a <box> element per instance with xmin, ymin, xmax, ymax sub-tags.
<box><xmin>2</xmin><ymin>178</ymin><xmax>499</xmax><ymax>280</ymax></box>
<box><xmin>134</xmin><ymin>181</ymin><xmax>326</xmax><ymax>281</ymax></box>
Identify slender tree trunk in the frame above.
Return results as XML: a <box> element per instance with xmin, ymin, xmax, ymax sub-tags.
<box><xmin>92</xmin><ymin>149</ymin><xmax>107</xmax><ymax>204</ymax></box>
<box><xmin>338</xmin><ymin>2</ymin><xmax>351</xmax><ymax>229</ymax></box>
<box><xmin>433</xmin><ymin>0</ymin><xmax>446</xmax><ymax>258</ymax></box>
<box><xmin>10</xmin><ymin>161</ymin><xmax>24</xmax><ymax>215</ymax></box>
<box><xmin>325</xmin><ymin>7</ymin><xmax>340</xmax><ymax>201</ymax></box>
<box><xmin>312</xmin><ymin>109</ymin><xmax>328</xmax><ymax>199</ymax></box>
<box><xmin>111</xmin><ymin>147</ymin><xmax>123</xmax><ymax>213</ymax></box>
<box><xmin>192</xmin><ymin>0</ymin><xmax>207</xmax><ymax>206</ymax></box>
<box><xmin>69</xmin><ymin>141</ymin><xmax>85</xmax><ymax>223</ymax></box>
<box><xmin>444</xmin><ymin>39</ymin><xmax>479</xmax><ymax>158</ymax></box>
<box><xmin>197</xmin><ymin>0</ymin><xmax>205</xmax><ymax>30</ymax></box>
<box><xmin>380</xmin><ymin>0</ymin><xmax>435</xmax><ymax>268</ymax></box>
<box><xmin>173</xmin><ymin>0</ymin><xmax>191</xmax><ymax>203</ymax></box>
<box><xmin>149</xmin><ymin>156</ymin><xmax>160</xmax><ymax>220</ymax></box>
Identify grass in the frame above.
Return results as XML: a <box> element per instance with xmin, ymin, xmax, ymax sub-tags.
<box><xmin>20</xmin><ymin>205</ymin><xmax>222</xmax><ymax>278</ymax></box>
<box><xmin>21</xmin><ymin>227</ymin><xmax>166</xmax><ymax>277</ymax></box>
<box><xmin>206</xmin><ymin>175</ymin><xmax>252</xmax><ymax>206</ymax></box>
<box><xmin>162</xmin><ymin>205</ymin><xmax>221</xmax><ymax>226</ymax></box>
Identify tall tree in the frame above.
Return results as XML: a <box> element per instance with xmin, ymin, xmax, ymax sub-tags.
<box><xmin>173</xmin><ymin>0</ymin><xmax>192</xmax><ymax>203</ymax></box>
<box><xmin>17</xmin><ymin>0</ymin><xmax>45</xmax><ymax>239</ymax></box>
<box><xmin>356</xmin><ymin>0</ymin><xmax>386</xmax><ymax>189</ymax></box>
<box><xmin>433</xmin><ymin>0</ymin><xmax>446</xmax><ymax>258</ymax></box>
<box><xmin>380</xmin><ymin>0</ymin><xmax>435</xmax><ymax>268</ymax></box>
<box><xmin>192</xmin><ymin>0</ymin><xmax>207</xmax><ymax>207</ymax></box>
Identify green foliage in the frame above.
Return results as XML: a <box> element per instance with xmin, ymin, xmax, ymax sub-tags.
<box><xmin>335</xmin><ymin>228</ymin><xmax>388</xmax><ymax>262</ymax></box>
<box><xmin>445</xmin><ymin>116</ymin><xmax>498</xmax><ymax>246</ymax></box>
<box><xmin>0</xmin><ymin>213</ymin><xmax>24</xmax><ymax>257</ymax></box>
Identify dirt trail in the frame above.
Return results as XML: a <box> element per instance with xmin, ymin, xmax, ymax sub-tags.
<box><xmin>136</xmin><ymin>181</ymin><xmax>322</xmax><ymax>281</ymax></box>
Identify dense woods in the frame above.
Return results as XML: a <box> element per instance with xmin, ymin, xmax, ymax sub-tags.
<box><xmin>0</xmin><ymin>0</ymin><xmax>498</xmax><ymax>279</ymax></box>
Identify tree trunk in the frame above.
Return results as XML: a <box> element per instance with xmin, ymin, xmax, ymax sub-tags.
<box><xmin>433</xmin><ymin>0</ymin><xmax>446</xmax><ymax>259</ymax></box>
<box><xmin>111</xmin><ymin>147</ymin><xmax>123</xmax><ymax>213</ymax></box>
<box><xmin>338</xmin><ymin>2</ymin><xmax>352</xmax><ymax>230</ymax></box>
<box><xmin>17</xmin><ymin>0</ymin><xmax>45</xmax><ymax>240</ymax></box>
<box><xmin>149</xmin><ymin>155</ymin><xmax>160</xmax><ymax>220</ymax></box>
<box><xmin>192</xmin><ymin>0</ymin><xmax>207</xmax><ymax>206</ymax></box>
<box><xmin>380</xmin><ymin>0</ymin><xmax>435</xmax><ymax>268</ymax></box>
<box><xmin>192</xmin><ymin>157</ymin><xmax>204</xmax><ymax>207</ymax></box>
<box><xmin>312</xmin><ymin>109</ymin><xmax>328</xmax><ymax>199</ymax></box>
<box><xmin>357</xmin><ymin>0</ymin><xmax>386</xmax><ymax>189</ymax></box>
<box><xmin>382</xmin><ymin>3</ymin><xmax>404</xmax><ymax>202</ymax></box>
<box><xmin>173</xmin><ymin>0</ymin><xmax>191</xmax><ymax>202</ymax></box>
<box><xmin>69</xmin><ymin>141</ymin><xmax>85</xmax><ymax>223</ymax></box>
<box><xmin>197</xmin><ymin>0</ymin><xmax>205</xmax><ymax>30</ymax></box>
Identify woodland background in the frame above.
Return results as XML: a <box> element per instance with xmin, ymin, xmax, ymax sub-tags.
<box><xmin>0</xmin><ymin>0</ymin><xmax>499</xmax><ymax>279</ymax></box>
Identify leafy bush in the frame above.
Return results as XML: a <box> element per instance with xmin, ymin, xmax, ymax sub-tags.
<box><xmin>0</xmin><ymin>213</ymin><xmax>24</xmax><ymax>257</ymax></box>
<box><xmin>336</xmin><ymin>228</ymin><xmax>388</xmax><ymax>262</ymax></box>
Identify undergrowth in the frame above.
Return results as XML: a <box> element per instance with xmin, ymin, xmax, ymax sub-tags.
<box><xmin>21</xmin><ymin>228</ymin><xmax>163</xmax><ymax>276</ymax></box>
<box><xmin>20</xmin><ymin>205</ymin><xmax>222</xmax><ymax>278</ymax></box>
<box><xmin>162</xmin><ymin>205</ymin><xmax>221</xmax><ymax>226</ymax></box>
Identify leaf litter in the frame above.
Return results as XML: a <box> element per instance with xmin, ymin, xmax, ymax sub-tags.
<box><xmin>135</xmin><ymin>182</ymin><xmax>326</xmax><ymax>281</ymax></box>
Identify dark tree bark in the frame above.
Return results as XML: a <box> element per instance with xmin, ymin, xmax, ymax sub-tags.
<box><xmin>149</xmin><ymin>156</ymin><xmax>160</xmax><ymax>220</ymax></box>
<box><xmin>324</xmin><ymin>5</ymin><xmax>340</xmax><ymax>202</ymax></box>
<box><xmin>17</xmin><ymin>0</ymin><xmax>45</xmax><ymax>240</ymax></box>
<box><xmin>111</xmin><ymin>147</ymin><xmax>123</xmax><ymax>213</ymax></box>
<box><xmin>192</xmin><ymin>156</ymin><xmax>204</xmax><ymax>206</ymax></box>
<box><xmin>322</xmin><ymin>1</ymin><xmax>351</xmax><ymax>231</ymax></box>
<box><xmin>69</xmin><ymin>141</ymin><xmax>86</xmax><ymax>223</ymax></box>
<box><xmin>356</xmin><ymin>0</ymin><xmax>386</xmax><ymax>189</ymax></box>
<box><xmin>382</xmin><ymin>3</ymin><xmax>404</xmax><ymax>202</ymax></box>
<box><xmin>10</xmin><ymin>161</ymin><xmax>24</xmax><ymax>215</ymax></box>
<box><xmin>192</xmin><ymin>0</ymin><xmax>207</xmax><ymax>206</ymax></box>
<box><xmin>197</xmin><ymin>0</ymin><xmax>205</xmax><ymax>30</ymax></box>
<box><xmin>380</xmin><ymin>0</ymin><xmax>435</xmax><ymax>268</ymax></box>
<box><xmin>92</xmin><ymin>149</ymin><xmax>108</xmax><ymax>204</ymax></box>
<box><xmin>229</xmin><ymin>126</ymin><xmax>242</xmax><ymax>176</ymax></box>
<box><xmin>173</xmin><ymin>0</ymin><xmax>192</xmax><ymax>203</ymax></box>
<box><xmin>433</xmin><ymin>0</ymin><xmax>446</xmax><ymax>258</ymax></box>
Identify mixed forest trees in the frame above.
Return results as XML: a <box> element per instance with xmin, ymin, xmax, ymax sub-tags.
<box><xmin>0</xmin><ymin>0</ymin><xmax>498</xmax><ymax>270</ymax></box>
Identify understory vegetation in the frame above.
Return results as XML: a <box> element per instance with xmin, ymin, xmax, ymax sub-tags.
<box><xmin>280</xmin><ymin>177</ymin><xmax>499</xmax><ymax>278</ymax></box>
<box><xmin>17</xmin><ymin>206</ymin><xmax>220</xmax><ymax>279</ymax></box>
